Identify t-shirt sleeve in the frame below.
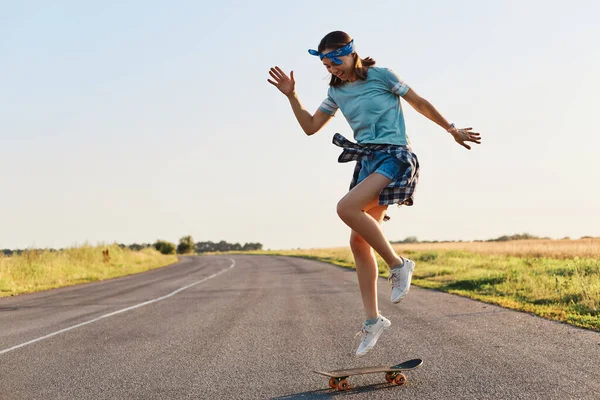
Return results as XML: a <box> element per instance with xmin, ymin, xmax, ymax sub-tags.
<box><xmin>318</xmin><ymin>90</ymin><xmax>339</xmax><ymax>116</ymax></box>
<box><xmin>384</xmin><ymin>68</ymin><xmax>410</xmax><ymax>96</ymax></box>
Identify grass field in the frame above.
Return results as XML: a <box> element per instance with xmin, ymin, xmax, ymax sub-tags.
<box><xmin>0</xmin><ymin>244</ymin><xmax>178</xmax><ymax>297</ymax></box>
<box><xmin>222</xmin><ymin>239</ymin><xmax>600</xmax><ymax>331</ymax></box>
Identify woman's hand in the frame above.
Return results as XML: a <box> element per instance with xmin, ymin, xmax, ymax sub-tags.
<box><xmin>267</xmin><ymin>66</ymin><xmax>295</xmax><ymax>97</ymax></box>
<box><xmin>449</xmin><ymin>127</ymin><xmax>481</xmax><ymax>150</ymax></box>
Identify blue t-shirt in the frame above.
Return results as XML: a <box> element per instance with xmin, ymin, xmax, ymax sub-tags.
<box><xmin>318</xmin><ymin>66</ymin><xmax>411</xmax><ymax>146</ymax></box>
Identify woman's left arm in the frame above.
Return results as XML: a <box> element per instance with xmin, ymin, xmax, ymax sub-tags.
<box><xmin>401</xmin><ymin>88</ymin><xmax>481</xmax><ymax>150</ymax></box>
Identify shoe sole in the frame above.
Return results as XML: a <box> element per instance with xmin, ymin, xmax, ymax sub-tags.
<box><xmin>391</xmin><ymin>289</ymin><xmax>410</xmax><ymax>304</ymax></box>
<box><xmin>391</xmin><ymin>262</ymin><xmax>415</xmax><ymax>304</ymax></box>
<box><xmin>355</xmin><ymin>320</ymin><xmax>391</xmax><ymax>358</ymax></box>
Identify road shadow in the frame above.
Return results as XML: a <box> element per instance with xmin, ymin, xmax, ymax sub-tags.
<box><xmin>272</xmin><ymin>382</ymin><xmax>405</xmax><ymax>399</ymax></box>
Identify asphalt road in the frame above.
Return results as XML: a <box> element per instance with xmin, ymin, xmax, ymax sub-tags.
<box><xmin>1</xmin><ymin>255</ymin><xmax>599</xmax><ymax>399</ymax></box>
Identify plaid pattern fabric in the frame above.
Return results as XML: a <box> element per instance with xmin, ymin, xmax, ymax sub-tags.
<box><xmin>333</xmin><ymin>133</ymin><xmax>420</xmax><ymax>216</ymax></box>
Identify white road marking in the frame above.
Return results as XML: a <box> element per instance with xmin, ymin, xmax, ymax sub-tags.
<box><xmin>0</xmin><ymin>258</ymin><xmax>236</xmax><ymax>355</ymax></box>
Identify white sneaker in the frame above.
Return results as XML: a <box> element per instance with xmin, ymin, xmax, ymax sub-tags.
<box><xmin>354</xmin><ymin>315</ymin><xmax>391</xmax><ymax>358</ymax></box>
<box><xmin>389</xmin><ymin>258</ymin><xmax>416</xmax><ymax>304</ymax></box>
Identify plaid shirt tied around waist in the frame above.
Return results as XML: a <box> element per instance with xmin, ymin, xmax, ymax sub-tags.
<box><xmin>332</xmin><ymin>133</ymin><xmax>420</xmax><ymax>215</ymax></box>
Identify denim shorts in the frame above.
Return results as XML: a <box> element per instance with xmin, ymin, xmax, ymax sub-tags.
<box><xmin>356</xmin><ymin>150</ymin><xmax>405</xmax><ymax>185</ymax></box>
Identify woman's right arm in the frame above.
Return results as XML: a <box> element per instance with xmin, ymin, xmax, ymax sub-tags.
<box><xmin>268</xmin><ymin>66</ymin><xmax>333</xmax><ymax>136</ymax></box>
<box><xmin>287</xmin><ymin>93</ymin><xmax>333</xmax><ymax>135</ymax></box>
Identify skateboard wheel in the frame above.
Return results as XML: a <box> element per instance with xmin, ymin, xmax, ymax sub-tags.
<box><xmin>394</xmin><ymin>373</ymin><xmax>407</xmax><ymax>386</ymax></box>
<box><xmin>337</xmin><ymin>379</ymin><xmax>350</xmax><ymax>391</ymax></box>
<box><xmin>329</xmin><ymin>378</ymin><xmax>337</xmax><ymax>389</ymax></box>
<box><xmin>385</xmin><ymin>372</ymin><xmax>397</xmax><ymax>383</ymax></box>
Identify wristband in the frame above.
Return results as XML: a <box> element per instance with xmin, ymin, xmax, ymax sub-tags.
<box><xmin>446</xmin><ymin>123</ymin><xmax>456</xmax><ymax>133</ymax></box>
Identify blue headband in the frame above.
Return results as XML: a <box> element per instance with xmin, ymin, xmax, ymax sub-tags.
<box><xmin>308</xmin><ymin>40</ymin><xmax>354</xmax><ymax>65</ymax></box>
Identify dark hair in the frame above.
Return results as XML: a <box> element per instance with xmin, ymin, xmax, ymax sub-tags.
<box><xmin>317</xmin><ymin>31</ymin><xmax>376</xmax><ymax>87</ymax></box>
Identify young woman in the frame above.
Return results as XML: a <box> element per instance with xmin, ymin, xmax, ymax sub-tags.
<box><xmin>267</xmin><ymin>31</ymin><xmax>481</xmax><ymax>357</ymax></box>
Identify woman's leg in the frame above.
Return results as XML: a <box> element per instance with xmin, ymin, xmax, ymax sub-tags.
<box><xmin>337</xmin><ymin>172</ymin><xmax>403</xmax><ymax>270</ymax></box>
<box><xmin>350</xmin><ymin>203</ymin><xmax>388</xmax><ymax>320</ymax></box>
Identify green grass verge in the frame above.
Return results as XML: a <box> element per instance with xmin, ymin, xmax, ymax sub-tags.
<box><xmin>210</xmin><ymin>249</ymin><xmax>600</xmax><ymax>331</ymax></box>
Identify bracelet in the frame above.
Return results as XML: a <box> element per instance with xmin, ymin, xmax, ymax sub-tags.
<box><xmin>446</xmin><ymin>123</ymin><xmax>456</xmax><ymax>133</ymax></box>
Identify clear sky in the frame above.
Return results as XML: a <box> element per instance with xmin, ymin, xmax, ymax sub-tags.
<box><xmin>1</xmin><ymin>0</ymin><xmax>599</xmax><ymax>250</ymax></box>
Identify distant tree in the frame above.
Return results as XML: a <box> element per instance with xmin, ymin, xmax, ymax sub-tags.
<box><xmin>215</xmin><ymin>240</ymin><xmax>229</xmax><ymax>252</ymax></box>
<box><xmin>487</xmin><ymin>233</ymin><xmax>541</xmax><ymax>242</ymax></box>
<box><xmin>391</xmin><ymin>236</ymin><xmax>419</xmax><ymax>244</ymax></box>
<box><xmin>242</xmin><ymin>242</ymin><xmax>263</xmax><ymax>251</ymax></box>
<box><xmin>194</xmin><ymin>241</ymin><xmax>263</xmax><ymax>253</ymax></box>
<box><xmin>154</xmin><ymin>240</ymin><xmax>176</xmax><ymax>255</ymax></box>
<box><xmin>196</xmin><ymin>241</ymin><xmax>214</xmax><ymax>253</ymax></box>
<box><xmin>177</xmin><ymin>235</ymin><xmax>195</xmax><ymax>254</ymax></box>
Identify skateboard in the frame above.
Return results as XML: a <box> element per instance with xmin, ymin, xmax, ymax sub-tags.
<box><xmin>313</xmin><ymin>358</ymin><xmax>423</xmax><ymax>391</ymax></box>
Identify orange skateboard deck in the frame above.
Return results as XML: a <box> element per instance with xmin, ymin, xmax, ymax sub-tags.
<box><xmin>314</xmin><ymin>358</ymin><xmax>423</xmax><ymax>391</ymax></box>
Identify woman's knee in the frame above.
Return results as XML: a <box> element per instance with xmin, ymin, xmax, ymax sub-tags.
<box><xmin>336</xmin><ymin>198</ymin><xmax>351</xmax><ymax>220</ymax></box>
<box><xmin>337</xmin><ymin>194</ymin><xmax>381</xmax><ymax>221</ymax></box>
<box><xmin>349</xmin><ymin>232</ymin><xmax>370</xmax><ymax>253</ymax></box>
<box><xmin>337</xmin><ymin>196</ymin><xmax>362</xmax><ymax>221</ymax></box>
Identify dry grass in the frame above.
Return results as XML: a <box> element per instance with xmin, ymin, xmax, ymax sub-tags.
<box><xmin>390</xmin><ymin>238</ymin><xmax>600</xmax><ymax>259</ymax></box>
<box><xmin>0</xmin><ymin>244</ymin><xmax>178</xmax><ymax>297</ymax></box>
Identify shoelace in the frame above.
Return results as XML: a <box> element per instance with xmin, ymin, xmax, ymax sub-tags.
<box><xmin>350</xmin><ymin>324</ymin><xmax>371</xmax><ymax>355</ymax></box>
<box><xmin>354</xmin><ymin>324</ymin><xmax>370</xmax><ymax>340</ymax></box>
<box><xmin>388</xmin><ymin>269</ymin><xmax>403</xmax><ymax>288</ymax></box>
